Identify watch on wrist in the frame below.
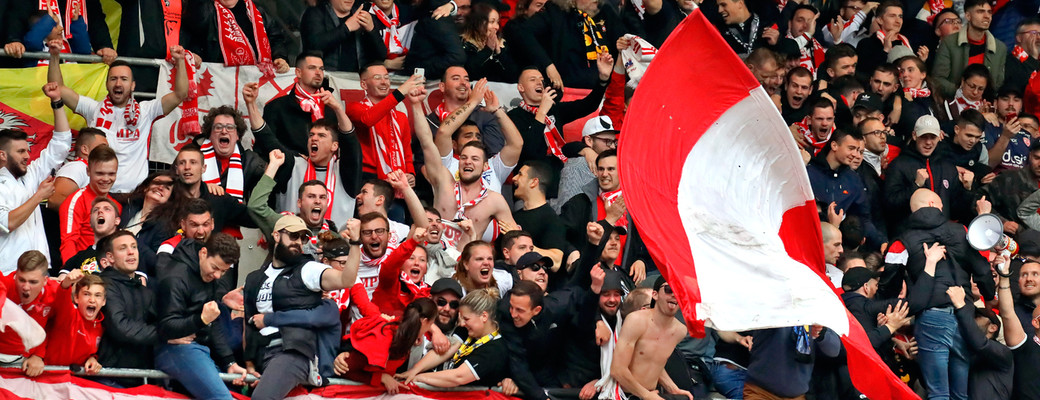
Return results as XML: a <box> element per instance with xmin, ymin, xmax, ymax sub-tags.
<box><xmin>51</xmin><ymin>99</ymin><xmax>64</xmax><ymax>109</ymax></box>
<box><xmin>349</xmin><ymin>240</ymin><xmax>362</xmax><ymax>246</ymax></box>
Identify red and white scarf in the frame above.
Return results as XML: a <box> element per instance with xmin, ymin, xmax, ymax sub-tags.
<box><xmin>925</xmin><ymin>0</ymin><xmax>946</xmax><ymax>23</ymax></box>
<box><xmin>596</xmin><ymin>188</ymin><xmax>628</xmax><ymax>229</ymax></box>
<box><xmin>519</xmin><ymin>101</ymin><xmax>567</xmax><ymax>162</ymax></box>
<box><xmin>295</xmin><ymin>82</ymin><xmax>324</xmax><ymax>122</ymax></box>
<box><xmin>360</xmin><ymin>97</ymin><xmax>407</xmax><ymax>178</ymax></box>
<box><xmin>372</xmin><ymin>4</ymin><xmax>406</xmax><ymax>59</ymax></box>
<box><xmin>954</xmin><ymin>88</ymin><xmax>981</xmax><ymax>111</ymax></box>
<box><xmin>36</xmin><ymin>40</ymin><xmax>71</xmax><ymax>66</ymax></box>
<box><xmin>39</xmin><ymin>0</ymin><xmax>87</xmax><ymax>39</ymax></box>
<box><xmin>304</xmin><ymin>157</ymin><xmax>338</xmax><ymax>221</ymax></box>
<box><xmin>214</xmin><ymin>0</ymin><xmax>275</xmax><ymax>77</ymax></box>
<box><xmin>454</xmin><ymin>181</ymin><xmax>488</xmax><ymax>220</ymax></box>
<box><xmin>362</xmin><ymin>240</ymin><xmax>399</xmax><ymax>269</ymax></box>
<box><xmin>1014</xmin><ymin>45</ymin><xmax>1031</xmax><ymax>63</ymax></box>
<box><xmin>876</xmin><ymin>30</ymin><xmax>910</xmax><ymax>47</ymax></box>
<box><xmin>94</xmin><ymin>96</ymin><xmax>140</xmax><ymax>132</ymax></box>
<box><xmin>436</xmin><ymin>103</ymin><xmax>452</xmax><ymax>121</ymax></box>
<box><xmin>399</xmin><ymin>270</ymin><xmax>430</xmax><ymax>295</ymax></box>
<box><xmin>904</xmin><ymin>86</ymin><xmax>932</xmax><ymax>99</ymax></box>
<box><xmin>199</xmin><ymin>138</ymin><xmax>244</xmax><ymax>202</ymax></box>
<box><xmin>795</xmin><ymin>116</ymin><xmax>832</xmax><ymax>155</ymax></box>
<box><xmin>788</xmin><ymin>33</ymin><xmax>824</xmax><ymax>77</ymax></box>
<box><xmin>169</xmin><ymin>51</ymin><xmax>201</xmax><ymax>135</ymax></box>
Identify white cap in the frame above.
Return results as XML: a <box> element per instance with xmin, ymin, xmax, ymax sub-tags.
<box><xmin>581</xmin><ymin>116</ymin><xmax>618</xmax><ymax>137</ymax></box>
<box><xmin>913</xmin><ymin>115</ymin><xmax>942</xmax><ymax>138</ymax></box>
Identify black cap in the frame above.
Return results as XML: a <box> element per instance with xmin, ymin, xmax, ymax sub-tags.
<box><xmin>431</xmin><ymin>278</ymin><xmax>464</xmax><ymax>298</ymax></box>
<box><xmin>610</xmin><ymin>224</ymin><xmax>628</xmax><ymax>236</ymax></box>
<box><xmin>653</xmin><ymin>275</ymin><xmax>668</xmax><ymax>292</ymax></box>
<box><xmin>1016</xmin><ymin>229</ymin><xmax>1040</xmax><ymax>257</ymax></box>
<box><xmin>852</xmin><ymin>92</ymin><xmax>883</xmax><ymax>113</ymax></box>
<box><xmin>841</xmin><ymin>267</ymin><xmax>879</xmax><ymax>291</ymax></box>
<box><xmin>602</xmin><ymin>269</ymin><xmax>626</xmax><ymax>293</ymax></box>
<box><xmin>998</xmin><ymin>85</ymin><xmax>1023</xmax><ymax>99</ymax></box>
<box><xmin>516</xmin><ymin>252</ymin><xmax>553</xmax><ymax>270</ymax></box>
<box><xmin>322</xmin><ymin>241</ymin><xmax>350</xmax><ymax>258</ymax></box>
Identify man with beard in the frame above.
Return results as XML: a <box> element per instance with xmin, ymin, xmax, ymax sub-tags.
<box><xmin>424</xmin><ymin>66</ymin><xmax>504</xmax><ymax>159</ymax></box>
<box><xmin>554</xmin><ymin>115</ymin><xmax>618</xmax><ymax>211</ymax></box>
<box><xmin>931</xmin><ymin>0</ymin><xmax>1006</xmax><ymax>97</ymax></box>
<box><xmin>785</xmin><ymin>4</ymin><xmax>825</xmax><ymax>78</ymax></box>
<box><xmin>773</xmin><ymin>67</ymin><xmax>815</xmax><ymax>125</ymax></box>
<box><xmin>0</xmin><ymin>251</ymin><xmax>61</xmax><ymax>376</ymax></box>
<box><xmin>858</xmin><ymin>117</ymin><xmax>899</xmax><ymax>239</ymax></box>
<box><xmin>345</xmin><ymin>63</ymin><xmax>424</xmax><ymax>183</ymax></box>
<box><xmin>611</xmin><ymin>277</ymin><xmax>692</xmax><ymax>400</ymax></box>
<box><xmin>356</xmin><ymin>212</ymin><xmax>405</xmax><ymax>295</ymax></box>
<box><xmin>154</xmin><ymin>199</ymin><xmax>214</xmax><ymax>275</ymax></box>
<box><xmin>59</xmin><ymin>197</ymin><xmax>121</xmax><ymax>277</ymax></box>
<box><xmin>245</xmin><ymin>215</ymin><xmax>361</xmax><ymax>399</ymax></box>
<box><xmin>885</xmin><ymin>115</ymin><xmax>976</xmax><ymax>233</ymax></box>
<box><xmin>414</xmin><ymin>86</ymin><xmax>518</xmax><ymax>249</ymax></box>
<box><xmin>432</xmin><ymin>79</ymin><xmax>524</xmax><ymax>194</ymax></box>
<box><xmin>511</xmin><ymin>161</ymin><xmax>568</xmax><ymax>264</ymax></box>
<box><xmin>98</xmin><ymin>230</ymin><xmax>161</xmax><ymax>386</ymax></box>
<box><xmin>251</xmin><ymin>53</ymin><xmax>356</xmax><ymax>159</ymax></box>
<box><xmin>0</xmin><ymin>83</ymin><xmax>71</xmax><ymax>270</ymax></box>
<box><xmin>792</xmin><ymin>99</ymin><xmax>838</xmax><ymax>156</ymax></box>
<box><xmin>247</xmin><ymin>86</ymin><xmax>363</xmax><ymax>225</ymax></box>
<box><xmin>60</xmin><ymin>145</ymin><xmax>120</xmax><ymax>262</ymax></box>
<box><xmin>155</xmin><ymin>233</ymin><xmax>245</xmax><ymax>399</ymax></box>
<box><xmin>248</xmin><ymin>149</ymin><xmax>338</xmax><ymax>259</ymax></box>
<box><xmin>50</xmin><ymin>46</ymin><xmax>188</xmax><ymax>194</ymax></box>
<box><xmin>192</xmin><ymin>106</ymin><xmax>266</xmax><ymax>203</ymax></box>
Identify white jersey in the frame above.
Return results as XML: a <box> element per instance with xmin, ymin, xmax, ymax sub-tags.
<box><xmin>75</xmin><ymin>97</ymin><xmax>165</xmax><ymax>193</ymax></box>
<box><xmin>390</xmin><ymin>220</ymin><xmax>409</xmax><ymax>244</ymax></box>
<box><xmin>255</xmin><ymin>261</ymin><xmax>329</xmax><ymax>336</ymax></box>
<box><xmin>441</xmin><ymin>150</ymin><xmax>515</xmax><ymax>193</ymax></box>
<box><xmin>55</xmin><ymin>159</ymin><xmax>88</xmax><ymax>187</ymax></box>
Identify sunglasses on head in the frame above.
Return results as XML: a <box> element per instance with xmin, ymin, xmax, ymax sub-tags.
<box><xmin>435</xmin><ymin>297</ymin><xmax>460</xmax><ymax>309</ymax></box>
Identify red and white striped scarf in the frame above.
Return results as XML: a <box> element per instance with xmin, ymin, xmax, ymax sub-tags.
<box><xmin>795</xmin><ymin>116</ymin><xmax>832</xmax><ymax>155</ymax></box>
<box><xmin>199</xmin><ymin>138</ymin><xmax>244</xmax><ymax>202</ymax></box>
<box><xmin>214</xmin><ymin>0</ymin><xmax>275</xmax><ymax>77</ymax></box>
<box><xmin>454</xmin><ymin>181</ymin><xmax>488</xmax><ymax>220</ymax></box>
<box><xmin>294</xmin><ymin>81</ymin><xmax>324</xmax><ymax>122</ymax></box>
<box><xmin>36</xmin><ymin>40</ymin><xmax>71</xmax><ymax>66</ymax></box>
<box><xmin>597</xmin><ymin>188</ymin><xmax>628</xmax><ymax>229</ymax></box>
<box><xmin>789</xmin><ymin>33</ymin><xmax>824</xmax><ymax>77</ymax></box>
<box><xmin>372</xmin><ymin>4</ymin><xmax>406</xmax><ymax>59</ymax></box>
<box><xmin>39</xmin><ymin>0</ymin><xmax>87</xmax><ymax>39</ymax></box>
<box><xmin>304</xmin><ymin>157</ymin><xmax>338</xmax><ymax>221</ymax></box>
<box><xmin>876</xmin><ymin>30</ymin><xmax>910</xmax><ymax>47</ymax></box>
<box><xmin>519</xmin><ymin>101</ymin><xmax>567</xmax><ymax>162</ymax></box>
<box><xmin>925</xmin><ymin>0</ymin><xmax>946</xmax><ymax>23</ymax></box>
<box><xmin>954</xmin><ymin>88</ymin><xmax>981</xmax><ymax>111</ymax></box>
<box><xmin>95</xmin><ymin>96</ymin><xmax>140</xmax><ymax>132</ymax></box>
<box><xmin>169</xmin><ymin>51</ymin><xmax>201</xmax><ymax>135</ymax></box>
<box><xmin>360</xmin><ymin>97</ymin><xmax>407</xmax><ymax>178</ymax></box>
<box><xmin>400</xmin><ymin>270</ymin><xmax>430</xmax><ymax>294</ymax></box>
<box><xmin>904</xmin><ymin>86</ymin><xmax>932</xmax><ymax>99</ymax></box>
<box><xmin>1014</xmin><ymin>45</ymin><xmax>1031</xmax><ymax>63</ymax></box>
<box><xmin>436</xmin><ymin>103</ymin><xmax>451</xmax><ymax>121</ymax></box>
<box><xmin>362</xmin><ymin>240</ymin><xmax>399</xmax><ymax>269</ymax></box>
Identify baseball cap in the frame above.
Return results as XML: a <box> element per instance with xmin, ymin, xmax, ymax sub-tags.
<box><xmin>913</xmin><ymin>115</ymin><xmax>942</xmax><ymax>138</ymax></box>
<box><xmin>653</xmin><ymin>275</ymin><xmax>669</xmax><ymax>292</ymax></box>
<box><xmin>841</xmin><ymin>267</ymin><xmax>879</xmax><ymax>291</ymax></box>
<box><xmin>323</xmin><ymin>240</ymin><xmax>350</xmax><ymax>258</ymax></box>
<box><xmin>274</xmin><ymin>215</ymin><xmax>309</xmax><ymax>233</ymax></box>
<box><xmin>516</xmin><ymin>252</ymin><xmax>553</xmax><ymax>270</ymax></box>
<box><xmin>851</xmin><ymin>93</ymin><xmax>883</xmax><ymax>113</ymax></box>
<box><xmin>1016</xmin><ymin>229</ymin><xmax>1040</xmax><ymax>257</ymax></box>
<box><xmin>431</xmin><ymin>278</ymin><xmax>464</xmax><ymax>298</ymax></box>
<box><xmin>582</xmin><ymin>116</ymin><xmax>619</xmax><ymax>137</ymax></box>
<box><xmin>601</xmin><ymin>269</ymin><xmax>626</xmax><ymax>293</ymax></box>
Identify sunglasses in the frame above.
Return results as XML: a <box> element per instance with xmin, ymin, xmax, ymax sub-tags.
<box><xmin>280</xmin><ymin>229</ymin><xmax>313</xmax><ymax>242</ymax></box>
<box><xmin>661</xmin><ymin>284</ymin><xmax>674</xmax><ymax>295</ymax></box>
<box><xmin>520</xmin><ymin>263</ymin><xmax>545</xmax><ymax>272</ymax></box>
<box><xmin>435</xmin><ymin>297</ymin><xmax>460</xmax><ymax>309</ymax></box>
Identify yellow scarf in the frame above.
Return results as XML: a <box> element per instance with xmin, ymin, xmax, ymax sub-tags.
<box><xmin>451</xmin><ymin>330</ymin><xmax>500</xmax><ymax>366</ymax></box>
<box><xmin>580</xmin><ymin>11</ymin><xmax>609</xmax><ymax>61</ymax></box>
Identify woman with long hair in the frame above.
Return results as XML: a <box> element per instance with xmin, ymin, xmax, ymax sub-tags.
<box><xmin>334</xmin><ymin>298</ymin><xmax>438</xmax><ymax>394</ymax></box>
<box><xmin>452</xmin><ymin>241</ymin><xmax>498</xmax><ymax>294</ymax></box>
<box><xmin>371</xmin><ymin>228</ymin><xmax>432</xmax><ymax>319</ymax></box>
<box><xmin>460</xmin><ymin>3</ymin><xmax>514</xmax><ymax>81</ymax></box>
<box><xmin>118</xmin><ymin>171</ymin><xmax>175</xmax><ymax>234</ymax></box>
<box><xmin>396</xmin><ymin>288</ymin><xmax>509</xmax><ymax>388</ymax></box>
<box><xmin>895</xmin><ymin>56</ymin><xmax>945</xmax><ymax>145</ymax></box>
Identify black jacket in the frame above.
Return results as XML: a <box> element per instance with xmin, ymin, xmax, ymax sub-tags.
<box><xmin>840</xmin><ymin>291</ymin><xmax>898</xmax><ymax>351</ymax></box>
<box><xmin>156</xmin><ymin>239</ymin><xmax>236</xmax><ymax>368</ymax></box>
<box><xmin>954</xmin><ymin>303</ymin><xmax>1014</xmax><ymax>400</ymax></box>
<box><xmin>883</xmin><ymin>144</ymin><xmax>974</xmax><ymax>235</ymax></box>
<box><xmin>403</xmin><ymin>16</ymin><xmax>466</xmax><ymax>80</ymax></box>
<box><xmin>244</xmin><ymin>255</ymin><xmax>328</xmax><ymax>368</ymax></box>
<box><xmin>507</xmin><ymin>79</ymin><xmax>607</xmax><ymax>169</ymax></box>
<box><xmin>300</xmin><ymin>3</ymin><xmax>386</xmax><ymax>73</ymax></box>
<box><xmin>1005</xmin><ymin>52</ymin><xmax>1040</xmax><ymax>94</ymax></box>
<box><xmin>98</xmin><ymin>268</ymin><xmax>159</xmax><ymax>372</ymax></box>
<box><xmin>878</xmin><ymin>207</ymin><xmax>996</xmax><ymax>312</ymax></box>
<box><xmin>182</xmin><ymin>0</ymin><xmax>290</xmax><ymax>65</ymax></box>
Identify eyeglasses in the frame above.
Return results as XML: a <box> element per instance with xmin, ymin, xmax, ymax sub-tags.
<box><xmin>360</xmin><ymin>228</ymin><xmax>388</xmax><ymax>237</ymax></box>
<box><xmin>280</xmin><ymin>229</ymin><xmax>312</xmax><ymax>242</ymax></box>
<box><xmin>212</xmin><ymin>124</ymin><xmax>237</xmax><ymax>132</ymax></box>
<box><xmin>592</xmin><ymin>136</ymin><xmax>618</xmax><ymax>146</ymax></box>
<box><xmin>938</xmin><ymin>17</ymin><xmax>962</xmax><ymax>26</ymax></box>
<box><xmin>1019</xmin><ymin>30</ymin><xmax>1040</xmax><ymax>37</ymax></box>
<box><xmin>865</xmin><ymin>129</ymin><xmax>890</xmax><ymax>137</ymax></box>
<box><xmin>520</xmin><ymin>263</ymin><xmax>545</xmax><ymax>272</ymax></box>
<box><xmin>435</xmin><ymin>297</ymin><xmax>460</xmax><ymax>309</ymax></box>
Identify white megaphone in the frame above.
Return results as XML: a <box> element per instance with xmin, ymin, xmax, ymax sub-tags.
<box><xmin>967</xmin><ymin>213</ymin><xmax>1018</xmax><ymax>256</ymax></box>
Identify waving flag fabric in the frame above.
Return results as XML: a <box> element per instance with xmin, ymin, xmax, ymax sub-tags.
<box><xmin>617</xmin><ymin>6</ymin><xmax>918</xmax><ymax>400</ymax></box>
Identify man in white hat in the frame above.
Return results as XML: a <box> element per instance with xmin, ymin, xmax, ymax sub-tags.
<box><xmin>553</xmin><ymin>116</ymin><xmax>619</xmax><ymax>212</ymax></box>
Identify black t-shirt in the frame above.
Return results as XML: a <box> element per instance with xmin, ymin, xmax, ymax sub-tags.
<box><xmin>450</xmin><ymin>336</ymin><xmax>509</xmax><ymax>387</ymax></box>
<box><xmin>513</xmin><ymin>204</ymin><xmax>569</xmax><ymax>252</ymax></box>
<box><xmin>59</xmin><ymin>245</ymin><xmax>102</xmax><ymax>276</ymax></box>
<box><xmin>1012</xmin><ymin>337</ymin><xmax>1040</xmax><ymax>400</ymax></box>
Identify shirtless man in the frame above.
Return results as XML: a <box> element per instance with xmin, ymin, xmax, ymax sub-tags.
<box><xmin>611</xmin><ymin>277</ymin><xmax>693</xmax><ymax>400</ymax></box>
<box><xmin>412</xmin><ymin>83</ymin><xmax>517</xmax><ymax>248</ymax></box>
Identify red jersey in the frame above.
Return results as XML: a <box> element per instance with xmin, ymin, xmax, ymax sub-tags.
<box><xmin>0</xmin><ymin>273</ymin><xmax>61</xmax><ymax>358</ymax></box>
<box><xmin>59</xmin><ymin>186</ymin><xmax>121</xmax><ymax>262</ymax></box>
<box><xmin>344</xmin><ymin>94</ymin><xmax>415</xmax><ymax>178</ymax></box>
<box><xmin>44</xmin><ymin>285</ymin><xmax>103</xmax><ymax>366</ymax></box>
<box><xmin>370</xmin><ymin>239</ymin><xmax>428</xmax><ymax>320</ymax></box>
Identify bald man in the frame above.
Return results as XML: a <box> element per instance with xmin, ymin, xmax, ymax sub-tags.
<box><xmin>879</xmin><ymin>188</ymin><xmax>995</xmax><ymax>399</ymax></box>
<box><xmin>821</xmin><ymin>222</ymin><xmax>844</xmax><ymax>287</ymax></box>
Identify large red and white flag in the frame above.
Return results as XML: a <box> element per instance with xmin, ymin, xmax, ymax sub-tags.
<box><xmin>0</xmin><ymin>281</ymin><xmax>45</xmax><ymax>352</ymax></box>
<box><xmin>618</xmin><ymin>6</ymin><xmax>918</xmax><ymax>400</ymax></box>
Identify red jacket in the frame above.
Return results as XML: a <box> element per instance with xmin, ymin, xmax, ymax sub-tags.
<box><xmin>600</xmin><ymin>71</ymin><xmax>627</xmax><ymax>130</ymax></box>
<box><xmin>44</xmin><ymin>285</ymin><xmax>104</xmax><ymax>366</ymax></box>
<box><xmin>59</xmin><ymin>186</ymin><xmax>121</xmax><ymax>262</ymax></box>
<box><xmin>345</xmin><ymin>93</ymin><xmax>415</xmax><ymax>178</ymax></box>
<box><xmin>0</xmin><ymin>273</ymin><xmax>60</xmax><ymax>358</ymax></box>
<box><xmin>346</xmin><ymin>315</ymin><xmax>406</xmax><ymax>387</ymax></box>
<box><xmin>370</xmin><ymin>239</ymin><xmax>429</xmax><ymax>320</ymax></box>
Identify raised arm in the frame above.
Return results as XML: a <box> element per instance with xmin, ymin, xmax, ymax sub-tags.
<box><xmin>321</xmin><ymin>219</ymin><xmax>361</xmax><ymax>291</ymax></box>
<box><xmin>45</xmin><ymin>39</ymin><xmax>80</xmax><ymax>109</ymax></box>
<box><xmin>436</xmin><ymin>79</ymin><xmax>486</xmax><ymax>156</ymax></box>
<box><xmin>387</xmin><ymin>170</ymin><xmax>429</xmax><ymax>229</ymax></box>
<box><xmin>246</xmin><ymin>150</ymin><xmax>286</xmax><ymax>237</ymax></box>
<box><xmin>995</xmin><ymin>256</ymin><xmax>1027</xmax><ymax>347</ymax></box>
<box><xmin>485</xmin><ymin>90</ymin><xmax>522</xmax><ymax>166</ymax></box>
<box><xmin>412</xmin><ymin>93</ymin><xmax>452</xmax><ymax>188</ymax></box>
<box><xmin>160</xmin><ymin>46</ymin><xmax>189</xmax><ymax>115</ymax></box>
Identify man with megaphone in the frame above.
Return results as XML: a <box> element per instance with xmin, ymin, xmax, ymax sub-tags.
<box><xmin>879</xmin><ymin>188</ymin><xmax>996</xmax><ymax>400</ymax></box>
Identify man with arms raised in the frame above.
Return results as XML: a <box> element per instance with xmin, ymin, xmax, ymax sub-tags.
<box><xmin>50</xmin><ymin>46</ymin><xmax>188</xmax><ymax>194</ymax></box>
<box><xmin>611</xmin><ymin>277</ymin><xmax>692</xmax><ymax>400</ymax></box>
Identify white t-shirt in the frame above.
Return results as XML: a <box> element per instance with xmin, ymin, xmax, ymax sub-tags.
<box><xmin>75</xmin><ymin>97</ymin><xmax>165</xmax><ymax>193</ymax></box>
<box><xmin>390</xmin><ymin>220</ymin><xmax>410</xmax><ymax>245</ymax></box>
<box><xmin>441</xmin><ymin>151</ymin><xmax>515</xmax><ymax>193</ymax></box>
<box><xmin>55</xmin><ymin>159</ymin><xmax>88</xmax><ymax>187</ymax></box>
<box><xmin>255</xmin><ymin>261</ymin><xmax>330</xmax><ymax>336</ymax></box>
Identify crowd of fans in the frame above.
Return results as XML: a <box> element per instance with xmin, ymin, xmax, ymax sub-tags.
<box><xmin>2</xmin><ymin>0</ymin><xmax>1040</xmax><ymax>399</ymax></box>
